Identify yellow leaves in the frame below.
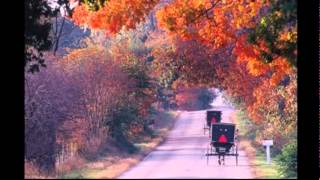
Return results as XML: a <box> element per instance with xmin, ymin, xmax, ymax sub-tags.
<box><xmin>279</xmin><ymin>29</ymin><xmax>297</xmax><ymax>43</ymax></box>
<box><xmin>279</xmin><ymin>31</ymin><xmax>290</xmax><ymax>41</ymax></box>
<box><xmin>238</xmin><ymin>4</ymin><xmax>245</xmax><ymax>12</ymax></box>
<box><xmin>246</xmin><ymin>59</ymin><xmax>269</xmax><ymax>76</ymax></box>
<box><xmin>189</xmin><ymin>0</ymin><xmax>208</xmax><ymax>8</ymax></box>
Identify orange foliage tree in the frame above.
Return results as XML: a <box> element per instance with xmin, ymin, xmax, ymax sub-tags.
<box><xmin>156</xmin><ymin>0</ymin><xmax>267</xmax><ymax>48</ymax></box>
<box><xmin>71</xmin><ymin>0</ymin><xmax>159</xmax><ymax>35</ymax></box>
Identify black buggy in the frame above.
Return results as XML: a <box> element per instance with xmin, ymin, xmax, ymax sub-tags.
<box><xmin>203</xmin><ymin>110</ymin><xmax>222</xmax><ymax>135</ymax></box>
<box><xmin>205</xmin><ymin>123</ymin><xmax>239</xmax><ymax>165</ymax></box>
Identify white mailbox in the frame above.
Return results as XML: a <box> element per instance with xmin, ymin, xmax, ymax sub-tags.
<box><xmin>262</xmin><ymin>140</ymin><xmax>273</xmax><ymax>146</ymax></box>
<box><xmin>262</xmin><ymin>139</ymin><xmax>273</xmax><ymax>164</ymax></box>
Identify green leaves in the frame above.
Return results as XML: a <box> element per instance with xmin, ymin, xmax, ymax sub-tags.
<box><xmin>275</xmin><ymin>140</ymin><xmax>297</xmax><ymax>178</ymax></box>
<box><xmin>260</xmin><ymin>17</ymin><xmax>267</xmax><ymax>28</ymax></box>
<box><xmin>247</xmin><ymin>0</ymin><xmax>297</xmax><ymax>67</ymax></box>
<box><xmin>247</xmin><ymin>31</ymin><xmax>257</xmax><ymax>44</ymax></box>
<box><xmin>83</xmin><ymin>0</ymin><xmax>108</xmax><ymax>11</ymax></box>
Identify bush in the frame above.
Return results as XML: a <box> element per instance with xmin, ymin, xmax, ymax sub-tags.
<box><xmin>237</xmin><ymin>110</ymin><xmax>258</xmax><ymax>141</ymax></box>
<box><xmin>55</xmin><ymin>155</ymin><xmax>86</xmax><ymax>176</ymax></box>
<box><xmin>275</xmin><ymin>140</ymin><xmax>297</xmax><ymax>178</ymax></box>
<box><xmin>25</xmin><ymin>59</ymin><xmax>71</xmax><ymax>174</ymax></box>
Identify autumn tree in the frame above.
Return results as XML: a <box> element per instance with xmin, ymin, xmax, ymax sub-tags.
<box><xmin>71</xmin><ymin>0</ymin><xmax>159</xmax><ymax>35</ymax></box>
<box><xmin>156</xmin><ymin>0</ymin><xmax>296</xmax><ymax>87</ymax></box>
<box><xmin>156</xmin><ymin>0</ymin><xmax>266</xmax><ymax>48</ymax></box>
<box><xmin>106</xmin><ymin>30</ymin><xmax>158</xmax><ymax>139</ymax></box>
<box><xmin>58</xmin><ymin>45</ymin><xmax>136</xmax><ymax>157</ymax></box>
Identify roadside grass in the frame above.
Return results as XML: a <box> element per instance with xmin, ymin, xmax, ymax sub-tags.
<box><xmin>57</xmin><ymin>110</ymin><xmax>181</xmax><ymax>179</ymax></box>
<box><xmin>251</xmin><ymin>148</ymin><xmax>282</xmax><ymax>179</ymax></box>
<box><xmin>230</xmin><ymin>110</ymin><xmax>282</xmax><ymax>179</ymax></box>
<box><xmin>60</xmin><ymin>169</ymin><xmax>84</xmax><ymax>179</ymax></box>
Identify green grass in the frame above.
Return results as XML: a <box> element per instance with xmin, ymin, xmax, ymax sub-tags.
<box><xmin>58</xmin><ymin>168</ymin><xmax>111</xmax><ymax>179</ymax></box>
<box><xmin>253</xmin><ymin>150</ymin><xmax>282</xmax><ymax>179</ymax></box>
<box><xmin>59</xmin><ymin>169</ymin><xmax>84</xmax><ymax>179</ymax></box>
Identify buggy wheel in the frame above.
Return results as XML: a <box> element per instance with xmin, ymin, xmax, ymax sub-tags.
<box><xmin>206</xmin><ymin>144</ymin><xmax>210</xmax><ymax>165</ymax></box>
<box><xmin>236</xmin><ymin>154</ymin><xmax>238</xmax><ymax>166</ymax></box>
<box><xmin>223</xmin><ymin>155</ymin><xmax>225</xmax><ymax>165</ymax></box>
<box><xmin>236</xmin><ymin>145</ymin><xmax>238</xmax><ymax>166</ymax></box>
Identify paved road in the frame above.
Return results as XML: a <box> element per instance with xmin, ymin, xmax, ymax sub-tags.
<box><xmin>118</xmin><ymin>92</ymin><xmax>253</xmax><ymax>179</ymax></box>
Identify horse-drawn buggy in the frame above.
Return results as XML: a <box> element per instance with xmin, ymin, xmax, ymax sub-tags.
<box><xmin>204</xmin><ymin>111</ymin><xmax>239</xmax><ymax>165</ymax></box>
<box><xmin>203</xmin><ymin>111</ymin><xmax>222</xmax><ymax>135</ymax></box>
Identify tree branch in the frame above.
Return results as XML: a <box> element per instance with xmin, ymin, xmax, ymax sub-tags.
<box><xmin>189</xmin><ymin>0</ymin><xmax>222</xmax><ymax>25</ymax></box>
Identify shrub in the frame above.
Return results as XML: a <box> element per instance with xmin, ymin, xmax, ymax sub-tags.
<box><xmin>25</xmin><ymin>58</ymin><xmax>72</xmax><ymax>174</ymax></box>
<box><xmin>55</xmin><ymin>155</ymin><xmax>86</xmax><ymax>175</ymax></box>
<box><xmin>275</xmin><ymin>140</ymin><xmax>297</xmax><ymax>178</ymax></box>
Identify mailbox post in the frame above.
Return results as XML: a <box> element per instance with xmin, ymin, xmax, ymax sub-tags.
<box><xmin>262</xmin><ymin>140</ymin><xmax>273</xmax><ymax>164</ymax></box>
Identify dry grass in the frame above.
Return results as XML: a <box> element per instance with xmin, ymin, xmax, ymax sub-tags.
<box><xmin>81</xmin><ymin>154</ymin><xmax>143</xmax><ymax>178</ymax></box>
<box><xmin>55</xmin><ymin>155</ymin><xmax>87</xmax><ymax>176</ymax></box>
<box><xmin>25</xmin><ymin>161</ymin><xmax>40</xmax><ymax>179</ymax></box>
<box><xmin>25</xmin><ymin>161</ymin><xmax>56</xmax><ymax>179</ymax></box>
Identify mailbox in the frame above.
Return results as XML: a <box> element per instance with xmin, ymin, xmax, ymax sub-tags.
<box><xmin>262</xmin><ymin>140</ymin><xmax>273</xmax><ymax>146</ymax></box>
<box><xmin>262</xmin><ymin>139</ymin><xmax>273</xmax><ymax>164</ymax></box>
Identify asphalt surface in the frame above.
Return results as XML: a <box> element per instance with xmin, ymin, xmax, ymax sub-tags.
<box><xmin>118</xmin><ymin>92</ymin><xmax>253</xmax><ymax>179</ymax></box>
